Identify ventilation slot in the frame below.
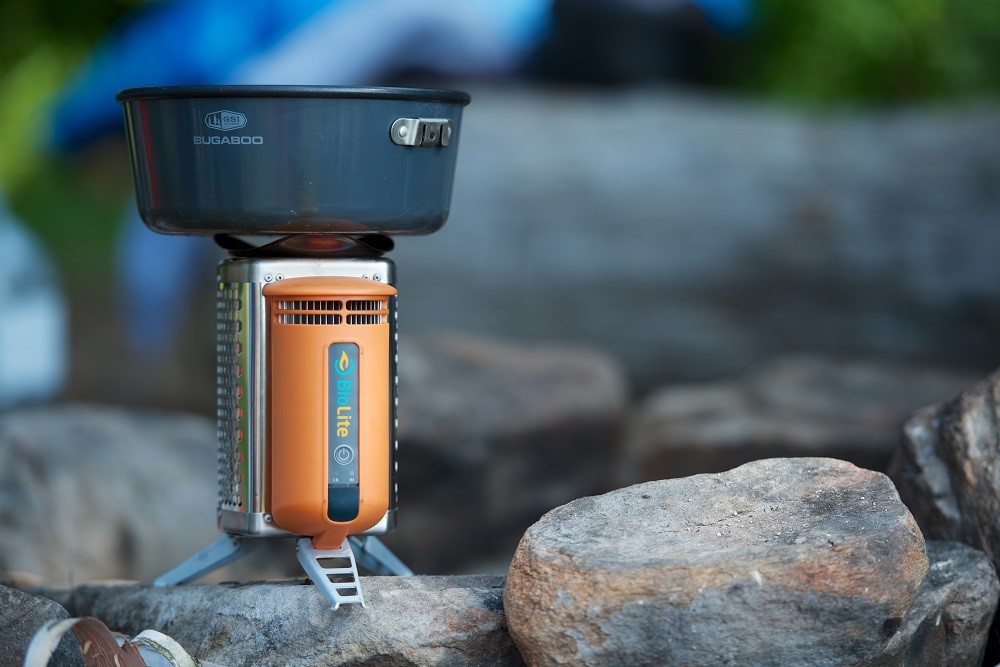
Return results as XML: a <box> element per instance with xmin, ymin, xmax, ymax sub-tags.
<box><xmin>346</xmin><ymin>300</ymin><xmax>381</xmax><ymax>311</ymax></box>
<box><xmin>278</xmin><ymin>300</ymin><xmax>341</xmax><ymax>311</ymax></box>
<box><xmin>276</xmin><ymin>298</ymin><xmax>384</xmax><ymax>325</ymax></box>
<box><xmin>347</xmin><ymin>314</ymin><xmax>383</xmax><ymax>325</ymax></box>
<box><xmin>278</xmin><ymin>313</ymin><xmax>343</xmax><ymax>325</ymax></box>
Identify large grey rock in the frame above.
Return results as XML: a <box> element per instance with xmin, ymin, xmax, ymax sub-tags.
<box><xmin>884</xmin><ymin>540</ymin><xmax>998</xmax><ymax>666</ymax></box>
<box><xmin>56</xmin><ymin>576</ymin><xmax>522</xmax><ymax>667</ymax></box>
<box><xmin>889</xmin><ymin>368</ymin><xmax>1000</xmax><ymax>556</ymax></box>
<box><xmin>392</xmin><ymin>88</ymin><xmax>1000</xmax><ymax>386</ymax></box>
<box><xmin>504</xmin><ymin>458</ymin><xmax>930</xmax><ymax>666</ymax></box>
<box><xmin>626</xmin><ymin>356</ymin><xmax>975</xmax><ymax>480</ymax></box>
<box><xmin>388</xmin><ymin>334</ymin><xmax>627</xmax><ymax>573</ymax></box>
<box><xmin>0</xmin><ymin>405</ymin><xmax>294</xmax><ymax>584</ymax></box>
<box><xmin>889</xmin><ymin>368</ymin><xmax>1000</xmax><ymax>663</ymax></box>
<box><xmin>0</xmin><ymin>584</ymin><xmax>82</xmax><ymax>667</ymax></box>
<box><xmin>889</xmin><ymin>404</ymin><xmax>964</xmax><ymax>546</ymax></box>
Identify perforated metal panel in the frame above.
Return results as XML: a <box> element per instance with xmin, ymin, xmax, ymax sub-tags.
<box><xmin>216</xmin><ymin>281</ymin><xmax>251</xmax><ymax>512</ymax></box>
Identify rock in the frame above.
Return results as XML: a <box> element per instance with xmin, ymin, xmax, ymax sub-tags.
<box><xmin>888</xmin><ymin>368</ymin><xmax>1000</xmax><ymax>663</ymax></box>
<box><xmin>504</xmin><ymin>458</ymin><xmax>929</xmax><ymax>666</ymax></box>
<box><xmin>52</xmin><ymin>576</ymin><xmax>522</xmax><ymax>667</ymax></box>
<box><xmin>889</xmin><ymin>404</ymin><xmax>963</xmax><ymax>544</ymax></box>
<box><xmin>889</xmin><ymin>368</ymin><xmax>1000</xmax><ymax>554</ymax></box>
<box><xmin>387</xmin><ymin>334</ymin><xmax>627</xmax><ymax>573</ymax></box>
<box><xmin>883</xmin><ymin>540</ymin><xmax>998</xmax><ymax>666</ymax></box>
<box><xmin>626</xmin><ymin>356</ymin><xmax>976</xmax><ymax>481</ymax></box>
<box><xmin>0</xmin><ymin>404</ymin><xmax>295</xmax><ymax>585</ymax></box>
<box><xmin>0</xmin><ymin>585</ymin><xmax>82</xmax><ymax>666</ymax></box>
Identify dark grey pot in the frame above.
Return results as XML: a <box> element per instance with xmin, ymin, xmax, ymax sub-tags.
<box><xmin>117</xmin><ymin>86</ymin><xmax>470</xmax><ymax>236</ymax></box>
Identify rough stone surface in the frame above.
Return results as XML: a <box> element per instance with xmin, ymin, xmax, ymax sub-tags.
<box><xmin>0</xmin><ymin>404</ymin><xmax>295</xmax><ymax>585</ymax></box>
<box><xmin>0</xmin><ymin>584</ymin><xmax>82</xmax><ymax>667</ymax></box>
<box><xmin>627</xmin><ymin>356</ymin><xmax>975</xmax><ymax>480</ymax></box>
<box><xmin>54</xmin><ymin>576</ymin><xmax>522</xmax><ymax>667</ymax></box>
<box><xmin>889</xmin><ymin>404</ymin><xmax>963</xmax><ymax>545</ymax></box>
<box><xmin>889</xmin><ymin>368</ymin><xmax>1000</xmax><ymax>556</ymax></box>
<box><xmin>387</xmin><ymin>334</ymin><xmax>627</xmax><ymax>573</ymax></box>
<box><xmin>504</xmin><ymin>458</ymin><xmax>929</xmax><ymax>666</ymax></box>
<box><xmin>883</xmin><ymin>540</ymin><xmax>998</xmax><ymax>666</ymax></box>
<box><xmin>888</xmin><ymin>367</ymin><xmax>1000</xmax><ymax>663</ymax></box>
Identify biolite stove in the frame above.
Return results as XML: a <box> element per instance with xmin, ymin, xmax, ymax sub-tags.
<box><xmin>116</xmin><ymin>86</ymin><xmax>470</xmax><ymax>610</ymax></box>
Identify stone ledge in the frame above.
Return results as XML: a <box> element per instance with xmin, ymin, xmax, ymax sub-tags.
<box><xmin>41</xmin><ymin>575</ymin><xmax>523</xmax><ymax>667</ymax></box>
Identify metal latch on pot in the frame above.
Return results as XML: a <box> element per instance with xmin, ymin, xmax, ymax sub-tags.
<box><xmin>390</xmin><ymin>118</ymin><xmax>453</xmax><ymax>147</ymax></box>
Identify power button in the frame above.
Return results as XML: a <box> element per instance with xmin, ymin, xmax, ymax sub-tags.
<box><xmin>333</xmin><ymin>445</ymin><xmax>355</xmax><ymax>466</ymax></box>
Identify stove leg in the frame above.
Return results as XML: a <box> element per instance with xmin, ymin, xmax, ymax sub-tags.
<box><xmin>296</xmin><ymin>538</ymin><xmax>365</xmax><ymax>610</ymax></box>
<box><xmin>153</xmin><ymin>534</ymin><xmax>259</xmax><ymax>586</ymax></box>
<box><xmin>348</xmin><ymin>536</ymin><xmax>413</xmax><ymax>576</ymax></box>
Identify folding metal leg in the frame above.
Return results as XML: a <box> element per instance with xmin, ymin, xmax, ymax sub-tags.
<box><xmin>154</xmin><ymin>534</ymin><xmax>259</xmax><ymax>586</ymax></box>
<box><xmin>296</xmin><ymin>538</ymin><xmax>365</xmax><ymax>610</ymax></box>
<box><xmin>349</xmin><ymin>536</ymin><xmax>413</xmax><ymax>576</ymax></box>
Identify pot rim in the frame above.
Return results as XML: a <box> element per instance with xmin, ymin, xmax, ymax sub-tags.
<box><xmin>116</xmin><ymin>85</ymin><xmax>470</xmax><ymax>106</ymax></box>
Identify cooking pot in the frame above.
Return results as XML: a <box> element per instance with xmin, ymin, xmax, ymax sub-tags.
<box><xmin>117</xmin><ymin>85</ymin><xmax>470</xmax><ymax>235</ymax></box>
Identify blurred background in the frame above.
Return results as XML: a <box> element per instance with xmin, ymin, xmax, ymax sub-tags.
<box><xmin>2</xmin><ymin>0</ymin><xmax>1000</xmax><ymax>580</ymax></box>
<box><xmin>2</xmin><ymin>0</ymin><xmax>1000</xmax><ymax>410</ymax></box>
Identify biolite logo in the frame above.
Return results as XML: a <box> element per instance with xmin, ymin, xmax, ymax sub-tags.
<box><xmin>336</xmin><ymin>351</ymin><xmax>351</xmax><ymax>375</ymax></box>
<box><xmin>205</xmin><ymin>110</ymin><xmax>247</xmax><ymax>131</ymax></box>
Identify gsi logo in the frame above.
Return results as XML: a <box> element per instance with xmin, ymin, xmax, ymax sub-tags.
<box><xmin>205</xmin><ymin>110</ymin><xmax>247</xmax><ymax>131</ymax></box>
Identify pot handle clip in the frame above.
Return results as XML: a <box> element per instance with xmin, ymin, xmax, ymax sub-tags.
<box><xmin>390</xmin><ymin>118</ymin><xmax>453</xmax><ymax>147</ymax></box>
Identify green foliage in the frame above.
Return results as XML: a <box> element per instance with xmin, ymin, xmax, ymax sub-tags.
<box><xmin>739</xmin><ymin>0</ymin><xmax>1000</xmax><ymax>103</ymax></box>
<box><xmin>0</xmin><ymin>0</ymin><xmax>138</xmax><ymax>67</ymax></box>
<box><xmin>7</xmin><ymin>158</ymin><xmax>130</xmax><ymax>281</ymax></box>
<box><xmin>0</xmin><ymin>0</ymin><xmax>139</xmax><ymax>279</ymax></box>
<box><xmin>0</xmin><ymin>46</ymin><xmax>76</xmax><ymax>185</ymax></box>
<box><xmin>0</xmin><ymin>0</ymin><xmax>140</xmax><ymax>186</ymax></box>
